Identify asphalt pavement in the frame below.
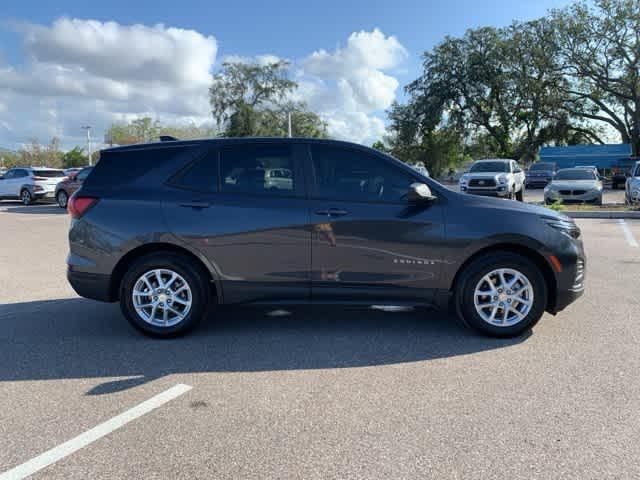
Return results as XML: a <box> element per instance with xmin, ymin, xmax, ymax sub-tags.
<box><xmin>1</xmin><ymin>201</ymin><xmax>639</xmax><ymax>479</ymax></box>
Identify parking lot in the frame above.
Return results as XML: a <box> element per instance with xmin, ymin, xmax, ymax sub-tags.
<box><xmin>1</xmin><ymin>201</ymin><xmax>639</xmax><ymax>479</ymax></box>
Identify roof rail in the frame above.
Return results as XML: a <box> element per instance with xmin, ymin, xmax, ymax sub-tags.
<box><xmin>159</xmin><ymin>135</ymin><xmax>179</xmax><ymax>142</ymax></box>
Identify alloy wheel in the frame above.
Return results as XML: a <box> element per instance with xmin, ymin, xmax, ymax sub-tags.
<box><xmin>132</xmin><ymin>269</ymin><xmax>193</xmax><ymax>327</ymax></box>
<box><xmin>473</xmin><ymin>268</ymin><xmax>534</xmax><ymax>327</ymax></box>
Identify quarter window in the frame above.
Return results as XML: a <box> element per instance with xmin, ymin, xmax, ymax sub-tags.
<box><xmin>311</xmin><ymin>145</ymin><xmax>415</xmax><ymax>203</ymax></box>
<box><xmin>220</xmin><ymin>144</ymin><xmax>296</xmax><ymax>196</ymax></box>
<box><xmin>171</xmin><ymin>152</ymin><xmax>219</xmax><ymax>192</ymax></box>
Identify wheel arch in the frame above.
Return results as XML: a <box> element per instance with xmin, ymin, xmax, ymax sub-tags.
<box><xmin>109</xmin><ymin>242</ymin><xmax>222</xmax><ymax>303</ymax></box>
<box><xmin>450</xmin><ymin>243</ymin><xmax>557</xmax><ymax>313</ymax></box>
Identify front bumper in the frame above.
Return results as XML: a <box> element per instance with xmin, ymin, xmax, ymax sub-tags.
<box><xmin>460</xmin><ymin>186</ymin><xmax>510</xmax><ymax>197</ymax></box>
<box><xmin>545</xmin><ymin>190</ymin><xmax>602</xmax><ymax>204</ymax></box>
<box><xmin>547</xmin><ymin>236</ymin><xmax>586</xmax><ymax>314</ymax></box>
<box><xmin>526</xmin><ymin>177</ymin><xmax>552</xmax><ymax>188</ymax></box>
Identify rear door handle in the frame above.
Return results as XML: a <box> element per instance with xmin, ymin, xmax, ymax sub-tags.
<box><xmin>180</xmin><ymin>201</ymin><xmax>211</xmax><ymax>209</ymax></box>
<box><xmin>315</xmin><ymin>208</ymin><xmax>349</xmax><ymax>217</ymax></box>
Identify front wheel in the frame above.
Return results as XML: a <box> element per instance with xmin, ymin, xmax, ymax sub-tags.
<box><xmin>516</xmin><ymin>186</ymin><xmax>524</xmax><ymax>202</ymax></box>
<box><xmin>120</xmin><ymin>252</ymin><xmax>210</xmax><ymax>337</ymax></box>
<box><xmin>455</xmin><ymin>252</ymin><xmax>547</xmax><ymax>337</ymax></box>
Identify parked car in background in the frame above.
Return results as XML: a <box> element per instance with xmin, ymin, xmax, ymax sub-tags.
<box><xmin>64</xmin><ymin>167</ymin><xmax>84</xmax><ymax>176</ymax></box>
<box><xmin>67</xmin><ymin>138</ymin><xmax>585</xmax><ymax>338</ymax></box>
<box><xmin>0</xmin><ymin>167</ymin><xmax>66</xmax><ymax>205</ymax></box>
<box><xmin>624</xmin><ymin>161</ymin><xmax>640</xmax><ymax>206</ymax></box>
<box><xmin>611</xmin><ymin>158</ymin><xmax>637</xmax><ymax>189</ymax></box>
<box><xmin>459</xmin><ymin>159</ymin><xmax>525</xmax><ymax>201</ymax></box>
<box><xmin>544</xmin><ymin>168</ymin><xmax>603</xmax><ymax>205</ymax></box>
<box><xmin>525</xmin><ymin>162</ymin><xmax>557</xmax><ymax>188</ymax></box>
<box><xmin>55</xmin><ymin>166</ymin><xmax>93</xmax><ymax>208</ymax></box>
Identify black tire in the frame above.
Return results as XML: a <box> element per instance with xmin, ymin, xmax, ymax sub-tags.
<box><xmin>56</xmin><ymin>190</ymin><xmax>68</xmax><ymax>209</ymax></box>
<box><xmin>119</xmin><ymin>252</ymin><xmax>210</xmax><ymax>337</ymax></box>
<box><xmin>508</xmin><ymin>188</ymin><xmax>515</xmax><ymax>200</ymax></box>
<box><xmin>454</xmin><ymin>252</ymin><xmax>547</xmax><ymax>338</ymax></box>
<box><xmin>516</xmin><ymin>186</ymin><xmax>524</xmax><ymax>202</ymax></box>
<box><xmin>20</xmin><ymin>189</ymin><xmax>33</xmax><ymax>205</ymax></box>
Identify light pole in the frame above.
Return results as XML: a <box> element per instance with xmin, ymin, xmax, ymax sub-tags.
<box><xmin>81</xmin><ymin>125</ymin><xmax>93</xmax><ymax>166</ymax></box>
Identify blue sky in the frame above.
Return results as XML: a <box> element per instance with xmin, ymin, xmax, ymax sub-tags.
<box><xmin>0</xmin><ymin>0</ymin><xmax>576</xmax><ymax>149</ymax></box>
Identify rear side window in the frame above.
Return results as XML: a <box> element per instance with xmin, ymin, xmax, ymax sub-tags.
<box><xmin>220</xmin><ymin>144</ymin><xmax>297</xmax><ymax>196</ymax></box>
<box><xmin>170</xmin><ymin>151</ymin><xmax>218</xmax><ymax>192</ymax></box>
<box><xmin>311</xmin><ymin>145</ymin><xmax>415</xmax><ymax>203</ymax></box>
<box><xmin>85</xmin><ymin>146</ymin><xmax>195</xmax><ymax>188</ymax></box>
<box><xmin>76</xmin><ymin>167</ymin><xmax>93</xmax><ymax>181</ymax></box>
<box><xmin>33</xmin><ymin>170</ymin><xmax>65</xmax><ymax>178</ymax></box>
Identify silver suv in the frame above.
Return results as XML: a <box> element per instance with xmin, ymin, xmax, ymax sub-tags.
<box><xmin>625</xmin><ymin>161</ymin><xmax>640</xmax><ymax>205</ymax></box>
<box><xmin>0</xmin><ymin>167</ymin><xmax>66</xmax><ymax>205</ymax></box>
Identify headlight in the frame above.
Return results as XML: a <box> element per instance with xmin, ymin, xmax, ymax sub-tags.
<box><xmin>544</xmin><ymin>217</ymin><xmax>581</xmax><ymax>239</ymax></box>
<box><xmin>459</xmin><ymin>175</ymin><xmax>468</xmax><ymax>185</ymax></box>
<box><xmin>497</xmin><ymin>175</ymin><xmax>507</xmax><ymax>184</ymax></box>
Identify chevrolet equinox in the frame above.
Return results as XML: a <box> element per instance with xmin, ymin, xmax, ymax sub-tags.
<box><xmin>66</xmin><ymin>138</ymin><xmax>585</xmax><ymax>338</ymax></box>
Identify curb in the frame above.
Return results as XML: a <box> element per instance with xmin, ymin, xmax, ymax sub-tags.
<box><xmin>565</xmin><ymin>211</ymin><xmax>640</xmax><ymax>219</ymax></box>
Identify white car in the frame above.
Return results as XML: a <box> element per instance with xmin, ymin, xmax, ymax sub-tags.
<box><xmin>459</xmin><ymin>159</ymin><xmax>526</xmax><ymax>201</ymax></box>
<box><xmin>625</xmin><ymin>161</ymin><xmax>640</xmax><ymax>205</ymax></box>
<box><xmin>0</xmin><ymin>167</ymin><xmax>66</xmax><ymax>205</ymax></box>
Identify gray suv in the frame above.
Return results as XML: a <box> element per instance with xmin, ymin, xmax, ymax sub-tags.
<box><xmin>67</xmin><ymin>138</ymin><xmax>585</xmax><ymax>338</ymax></box>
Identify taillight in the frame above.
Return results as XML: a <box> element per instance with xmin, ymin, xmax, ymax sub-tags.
<box><xmin>67</xmin><ymin>195</ymin><xmax>98</xmax><ymax>219</ymax></box>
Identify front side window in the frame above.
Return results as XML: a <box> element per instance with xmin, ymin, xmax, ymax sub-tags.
<box><xmin>311</xmin><ymin>145</ymin><xmax>415</xmax><ymax>203</ymax></box>
<box><xmin>220</xmin><ymin>144</ymin><xmax>296</xmax><ymax>196</ymax></box>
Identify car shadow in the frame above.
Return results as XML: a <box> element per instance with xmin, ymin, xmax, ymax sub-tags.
<box><xmin>0</xmin><ymin>201</ymin><xmax>66</xmax><ymax>214</ymax></box>
<box><xmin>0</xmin><ymin>298</ymin><xmax>530</xmax><ymax>395</ymax></box>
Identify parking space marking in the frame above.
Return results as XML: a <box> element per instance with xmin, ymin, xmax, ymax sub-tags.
<box><xmin>618</xmin><ymin>219</ymin><xmax>639</xmax><ymax>248</ymax></box>
<box><xmin>0</xmin><ymin>383</ymin><xmax>192</xmax><ymax>480</ymax></box>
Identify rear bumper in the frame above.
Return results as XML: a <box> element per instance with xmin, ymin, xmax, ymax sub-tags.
<box><xmin>67</xmin><ymin>269</ymin><xmax>113</xmax><ymax>302</ymax></box>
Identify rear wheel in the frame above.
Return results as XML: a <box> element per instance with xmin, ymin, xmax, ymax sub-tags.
<box><xmin>120</xmin><ymin>252</ymin><xmax>210</xmax><ymax>337</ymax></box>
<box><xmin>455</xmin><ymin>252</ymin><xmax>547</xmax><ymax>337</ymax></box>
<box><xmin>20</xmin><ymin>189</ymin><xmax>33</xmax><ymax>206</ymax></box>
<box><xmin>56</xmin><ymin>190</ymin><xmax>68</xmax><ymax>209</ymax></box>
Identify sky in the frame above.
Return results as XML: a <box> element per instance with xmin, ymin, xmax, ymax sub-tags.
<box><xmin>0</xmin><ymin>0</ymin><xmax>577</xmax><ymax>151</ymax></box>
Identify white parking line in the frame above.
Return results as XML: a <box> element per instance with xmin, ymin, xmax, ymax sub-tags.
<box><xmin>0</xmin><ymin>383</ymin><xmax>192</xmax><ymax>480</ymax></box>
<box><xmin>618</xmin><ymin>219</ymin><xmax>639</xmax><ymax>248</ymax></box>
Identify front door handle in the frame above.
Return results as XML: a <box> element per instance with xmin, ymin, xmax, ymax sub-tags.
<box><xmin>315</xmin><ymin>208</ymin><xmax>349</xmax><ymax>217</ymax></box>
<box><xmin>180</xmin><ymin>201</ymin><xmax>211</xmax><ymax>209</ymax></box>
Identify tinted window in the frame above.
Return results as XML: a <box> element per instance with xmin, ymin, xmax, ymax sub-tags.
<box><xmin>469</xmin><ymin>162</ymin><xmax>510</xmax><ymax>173</ymax></box>
<box><xmin>171</xmin><ymin>152</ymin><xmax>218</xmax><ymax>192</ymax></box>
<box><xmin>554</xmin><ymin>169</ymin><xmax>596</xmax><ymax>180</ymax></box>
<box><xmin>530</xmin><ymin>163</ymin><xmax>555</xmax><ymax>171</ymax></box>
<box><xmin>3</xmin><ymin>170</ymin><xmax>16</xmax><ymax>179</ymax></box>
<box><xmin>12</xmin><ymin>169</ymin><xmax>28</xmax><ymax>178</ymax></box>
<box><xmin>33</xmin><ymin>170</ymin><xmax>65</xmax><ymax>178</ymax></box>
<box><xmin>220</xmin><ymin>144</ymin><xmax>295</xmax><ymax>196</ymax></box>
<box><xmin>311</xmin><ymin>145</ymin><xmax>415</xmax><ymax>203</ymax></box>
<box><xmin>76</xmin><ymin>167</ymin><xmax>93</xmax><ymax>181</ymax></box>
<box><xmin>86</xmin><ymin>146</ymin><xmax>195</xmax><ymax>188</ymax></box>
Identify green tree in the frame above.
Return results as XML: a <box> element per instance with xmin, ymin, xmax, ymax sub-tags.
<box><xmin>551</xmin><ymin>0</ymin><xmax>640</xmax><ymax>155</ymax></box>
<box><xmin>209</xmin><ymin>60</ymin><xmax>327</xmax><ymax>138</ymax></box>
<box><xmin>404</xmin><ymin>20</ymin><xmax>601</xmax><ymax>162</ymax></box>
<box><xmin>62</xmin><ymin>147</ymin><xmax>88</xmax><ymax>168</ymax></box>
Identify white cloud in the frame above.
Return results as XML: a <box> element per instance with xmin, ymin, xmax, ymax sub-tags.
<box><xmin>0</xmin><ymin>20</ymin><xmax>406</xmax><ymax>149</ymax></box>
<box><xmin>299</xmin><ymin>28</ymin><xmax>408</xmax><ymax>142</ymax></box>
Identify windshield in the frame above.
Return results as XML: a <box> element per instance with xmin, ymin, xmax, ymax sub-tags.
<box><xmin>554</xmin><ymin>169</ymin><xmax>596</xmax><ymax>181</ymax></box>
<box><xmin>530</xmin><ymin>163</ymin><xmax>554</xmax><ymax>171</ymax></box>
<box><xmin>469</xmin><ymin>161</ymin><xmax>509</xmax><ymax>173</ymax></box>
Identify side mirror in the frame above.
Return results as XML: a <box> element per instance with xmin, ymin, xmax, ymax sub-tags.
<box><xmin>407</xmin><ymin>183</ymin><xmax>436</xmax><ymax>203</ymax></box>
